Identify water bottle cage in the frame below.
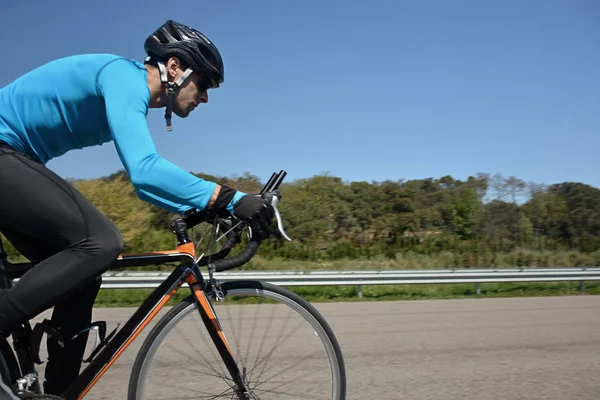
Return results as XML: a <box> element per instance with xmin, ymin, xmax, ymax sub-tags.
<box><xmin>30</xmin><ymin>319</ymin><xmax>64</xmax><ymax>365</ymax></box>
<box><xmin>78</xmin><ymin>321</ymin><xmax>120</xmax><ymax>363</ymax></box>
<box><xmin>30</xmin><ymin>320</ymin><xmax>120</xmax><ymax>365</ymax></box>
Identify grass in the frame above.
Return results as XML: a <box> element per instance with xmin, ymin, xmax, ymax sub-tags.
<box><xmin>94</xmin><ymin>281</ymin><xmax>600</xmax><ymax>308</ymax></box>
<box><xmin>246</xmin><ymin>249</ymin><xmax>600</xmax><ymax>270</ymax></box>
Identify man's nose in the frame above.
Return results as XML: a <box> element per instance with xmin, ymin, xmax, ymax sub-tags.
<box><xmin>198</xmin><ymin>92</ymin><xmax>209</xmax><ymax>103</ymax></box>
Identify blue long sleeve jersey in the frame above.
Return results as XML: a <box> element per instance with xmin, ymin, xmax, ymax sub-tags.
<box><xmin>0</xmin><ymin>54</ymin><xmax>232</xmax><ymax>214</ymax></box>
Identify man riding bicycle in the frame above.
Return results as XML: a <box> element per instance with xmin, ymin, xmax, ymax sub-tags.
<box><xmin>0</xmin><ymin>20</ymin><xmax>274</xmax><ymax>396</ymax></box>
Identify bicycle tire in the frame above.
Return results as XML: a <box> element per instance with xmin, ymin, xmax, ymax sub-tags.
<box><xmin>0</xmin><ymin>338</ymin><xmax>20</xmax><ymax>388</ymax></box>
<box><xmin>16</xmin><ymin>394</ymin><xmax>64</xmax><ymax>400</ymax></box>
<box><xmin>0</xmin><ymin>339</ymin><xmax>58</xmax><ymax>400</ymax></box>
<box><xmin>127</xmin><ymin>280</ymin><xmax>346</xmax><ymax>400</ymax></box>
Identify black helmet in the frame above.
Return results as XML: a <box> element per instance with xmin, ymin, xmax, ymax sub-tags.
<box><xmin>144</xmin><ymin>20</ymin><xmax>224</xmax><ymax>130</ymax></box>
<box><xmin>144</xmin><ymin>20</ymin><xmax>224</xmax><ymax>87</ymax></box>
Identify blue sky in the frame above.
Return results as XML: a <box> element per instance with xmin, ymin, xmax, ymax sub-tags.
<box><xmin>2</xmin><ymin>0</ymin><xmax>598</xmax><ymax>189</ymax></box>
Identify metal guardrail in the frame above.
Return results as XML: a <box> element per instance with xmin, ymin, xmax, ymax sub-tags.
<box><xmin>101</xmin><ymin>267</ymin><xmax>600</xmax><ymax>296</ymax></box>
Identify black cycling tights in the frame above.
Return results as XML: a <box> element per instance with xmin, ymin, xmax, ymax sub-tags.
<box><xmin>0</xmin><ymin>143</ymin><xmax>123</xmax><ymax>395</ymax></box>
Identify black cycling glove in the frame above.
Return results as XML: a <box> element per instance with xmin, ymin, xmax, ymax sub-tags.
<box><xmin>211</xmin><ymin>185</ymin><xmax>275</xmax><ymax>240</ymax></box>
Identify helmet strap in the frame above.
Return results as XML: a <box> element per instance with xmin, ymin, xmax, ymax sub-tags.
<box><xmin>155</xmin><ymin>60</ymin><xmax>194</xmax><ymax>131</ymax></box>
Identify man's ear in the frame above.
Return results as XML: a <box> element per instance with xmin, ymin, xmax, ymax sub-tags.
<box><xmin>166</xmin><ymin>57</ymin><xmax>182</xmax><ymax>81</ymax></box>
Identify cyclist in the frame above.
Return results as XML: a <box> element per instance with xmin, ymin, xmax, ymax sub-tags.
<box><xmin>0</xmin><ymin>19</ymin><xmax>274</xmax><ymax>396</ymax></box>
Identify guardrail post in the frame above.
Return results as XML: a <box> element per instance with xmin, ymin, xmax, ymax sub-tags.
<box><xmin>476</xmin><ymin>282</ymin><xmax>481</xmax><ymax>295</ymax></box>
<box><xmin>357</xmin><ymin>284</ymin><xmax>363</xmax><ymax>299</ymax></box>
<box><xmin>579</xmin><ymin>281</ymin><xmax>585</xmax><ymax>291</ymax></box>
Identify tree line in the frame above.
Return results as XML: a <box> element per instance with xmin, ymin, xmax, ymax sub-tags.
<box><xmin>2</xmin><ymin>170</ymin><xmax>599</xmax><ymax>266</ymax></box>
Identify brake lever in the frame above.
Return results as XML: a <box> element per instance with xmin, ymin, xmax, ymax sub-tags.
<box><xmin>262</xmin><ymin>191</ymin><xmax>291</xmax><ymax>242</ymax></box>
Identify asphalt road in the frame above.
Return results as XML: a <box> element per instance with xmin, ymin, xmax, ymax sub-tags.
<box><xmin>32</xmin><ymin>295</ymin><xmax>600</xmax><ymax>399</ymax></box>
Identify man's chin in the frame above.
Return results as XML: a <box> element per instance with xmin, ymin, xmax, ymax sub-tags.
<box><xmin>173</xmin><ymin>108</ymin><xmax>191</xmax><ymax>118</ymax></box>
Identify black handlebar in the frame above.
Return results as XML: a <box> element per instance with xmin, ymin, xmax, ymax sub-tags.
<box><xmin>179</xmin><ymin>170</ymin><xmax>287</xmax><ymax>272</ymax></box>
<box><xmin>212</xmin><ymin>239</ymin><xmax>260</xmax><ymax>272</ymax></box>
<box><xmin>261</xmin><ymin>170</ymin><xmax>286</xmax><ymax>194</ymax></box>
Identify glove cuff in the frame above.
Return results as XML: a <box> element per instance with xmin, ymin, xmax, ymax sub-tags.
<box><xmin>212</xmin><ymin>186</ymin><xmax>247</xmax><ymax>214</ymax></box>
<box><xmin>212</xmin><ymin>185</ymin><xmax>236</xmax><ymax>211</ymax></box>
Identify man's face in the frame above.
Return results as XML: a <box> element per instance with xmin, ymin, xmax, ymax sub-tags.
<box><xmin>172</xmin><ymin>72</ymin><xmax>212</xmax><ymax>118</ymax></box>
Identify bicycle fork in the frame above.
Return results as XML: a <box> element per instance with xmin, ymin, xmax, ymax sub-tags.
<box><xmin>187</xmin><ymin>275</ymin><xmax>250</xmax><ymax>399</ymax></box>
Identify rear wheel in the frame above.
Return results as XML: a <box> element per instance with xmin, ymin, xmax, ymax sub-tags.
<box><xmin>0</xmin><ymin>338</ymin><xmax>20</xmax><ymax>392</ymax></box>
<box><xmin>15</xmin><ymin>394</ymin><xmax>64</xmax><ymax>399</ymax></box>
<box><xmin>128</xmin><ymin>280</ymin><xmax>346</xmax><ymax>400</ymax></box>
<box><xmin>0</xmin><ymin>341</ymin><xmax>60</xmax><ymax>399</ymax></box>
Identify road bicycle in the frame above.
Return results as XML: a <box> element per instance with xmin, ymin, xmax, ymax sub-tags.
<box><xmin>0</xmin><ymin>170</ymin><xmax>346</xmax><ymax>400</ymax></box>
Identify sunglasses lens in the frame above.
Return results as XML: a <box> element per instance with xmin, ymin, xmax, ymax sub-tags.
<box><xmin>200</xmin><ymin>77</ymin><xmax>213</xmax><ymax>92</ymax></box>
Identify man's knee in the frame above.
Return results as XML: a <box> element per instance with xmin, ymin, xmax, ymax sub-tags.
<box><xmin>98</xmin><ymin>226</ymin><xmax>123</xmax><ymax>259</ymax></box>
<box><xmin>87</xmin><ymin>221</ymin><xmax>123</xmax><ymax>265</ymax></box>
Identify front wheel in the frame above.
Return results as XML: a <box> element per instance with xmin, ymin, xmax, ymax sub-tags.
<box><xmin>128</xmin><ymin>280</ymin><xmax>346</xmax><ymax>400</ymax></box>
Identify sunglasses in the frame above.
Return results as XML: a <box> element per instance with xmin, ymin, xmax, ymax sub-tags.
<box><xmin>197</xmin><ymin>75</ymin><xmax>216</xmax><ymax>92</ymax></box>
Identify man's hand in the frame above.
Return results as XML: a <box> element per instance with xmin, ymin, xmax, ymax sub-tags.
<box><xmin>232</xmin><ymin>195</ymin><xmax>274</xmax><ymax>240</ymax></box>
<box><xmin>210</xmin><ymin>185</ymin><xmax>275</xmax><ymax>240</ymax></box>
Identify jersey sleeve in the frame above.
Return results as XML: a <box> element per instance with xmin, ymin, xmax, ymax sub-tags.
<box><xmin>96</xmin><ymin>58</ymin><xmax>216</xmax><ymax>214</ymax></box>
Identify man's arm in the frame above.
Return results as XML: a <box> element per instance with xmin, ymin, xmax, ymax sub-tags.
<box><xmin>96</xmin><ymin>58</ymin><xmax>273</xmax><ymax>240</ymax></box>
<box><xmin>136</xmin><ymin>183</ymin><xmax>221</xmax><ymax>213</ymax></box>
<box><xmin>97</xmin><ymin>58</ymin><xmax>223</xmax><ymax>214</ymax></box>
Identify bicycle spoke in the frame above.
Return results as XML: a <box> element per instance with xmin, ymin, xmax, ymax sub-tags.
<box><xmin>245</xmin><ymin>302</ymin><xmax>278</xmax><ymax>383</ymax></box>
<box><xmin>242</xmin><ymin>303</ymin><xmax>260</xmax><ymax>370</ymax></box>
<box><xmin>148</xmin><ymin>380</ymin><xmax>234</xmax><ymax>399</ymax></box>
<box><xmin>223</xmin><ymin>301</ymin><xmax>243</xmax><ymax>370</ymax></box>
<box><xmin>248</xmin><ymin>390</ymin><xmax>261</xmax><ymax>400</ymax></box>
<box><xmin>204</xmin><ymin>386</ymin><xmax>236</xmax><ymax>400</ymax></box>
<box><xmin>156</xmin><ymin>390</ymin><xmax>235</xmax><ymax>400</ymax></box>
<box><xmin>247</xmin><ymin>305</ymin><xmax>298</xmax><ymax>383</ymax></box>
<box><xmin>161</xmin><ymin>341</ymin><xmax>222</xmax><ymax>378</ymax></box>
<box><xmin>146</xmin><ymin>356</ymin><xmax>231</xmax><ymax>384</ymax></box>
<box><xmin>167</xmin><ymin>324</ymin><xmax>230</xmax><ymax>385</ymax></box>
<box><xmin>251</xmin><ymin>386</ymin><xmax>309</xmax><ymax>398</ymax></box>
<box><xmin>248</xmin><ymin>310</ymin><xmax>306</xmax><ymax>386</ymax></box>
<box><xmin>191</xmin><ymin>311</ymin><xmax>231</xmax><ymax>380</ymax></box>
<box><xmin>252</xmin><ymin>349</ymin><xmax>322</xmax><ymax>390</ymax></box>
